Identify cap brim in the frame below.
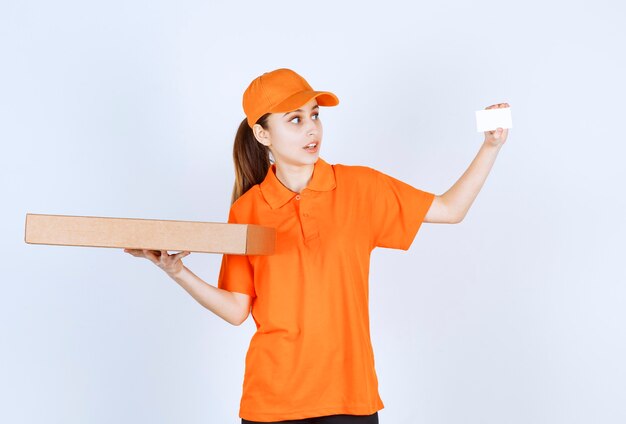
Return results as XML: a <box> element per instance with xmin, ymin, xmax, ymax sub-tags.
<box><xmin>270</xmin><ymin>90</ymin><xmax>339</xmax><ymax>113</ymax></box>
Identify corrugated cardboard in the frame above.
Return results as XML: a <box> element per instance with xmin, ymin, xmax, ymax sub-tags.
<box><xmin>24</xmin><ymin>213</ymin><xmax>275</xmax><ymax>255</ymax></box>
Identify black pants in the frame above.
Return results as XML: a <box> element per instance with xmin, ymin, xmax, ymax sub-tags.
<box><xmin>242</xmin><ymin>411</ymin><xmax>379</xmax><ymax>424</ymax></box>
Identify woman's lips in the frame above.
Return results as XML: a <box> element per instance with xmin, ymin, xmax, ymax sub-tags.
<box><xmin>303</xmin><ymin>141</ymin><xmax>320</xmax><ymax>153</ymax></box>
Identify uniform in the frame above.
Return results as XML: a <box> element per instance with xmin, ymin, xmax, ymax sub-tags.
<box><xmin>218</xmin><ymin>157</ymin><xmax>435</xmax><ymax>422</ymax></box>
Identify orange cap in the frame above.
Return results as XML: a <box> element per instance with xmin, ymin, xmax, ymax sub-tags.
<box><xmin>242</xmin><ymin>68</ymin><xmax>339</xmax><ymax>128</ymax></box>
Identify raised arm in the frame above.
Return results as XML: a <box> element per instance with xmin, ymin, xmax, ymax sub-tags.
<box><xmin>424</xmin><ymin>102</ymin><xmax>510</xmax><ymax>224</ymax></box>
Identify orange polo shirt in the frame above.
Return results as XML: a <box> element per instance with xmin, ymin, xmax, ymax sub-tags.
<box><xmin>218</xmin><ymin>157</ymin><xmax>435</xmax><ymax>422</ymax></box>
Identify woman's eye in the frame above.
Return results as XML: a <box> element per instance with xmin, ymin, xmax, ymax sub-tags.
<box><xmin>289</xmin><ymin>113</ymin><xmax>320</xmax><ymax>124</ymax></box>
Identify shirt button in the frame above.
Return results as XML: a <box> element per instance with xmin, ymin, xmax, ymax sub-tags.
<box><xmin>295</xmin><ymin>195</ymin><xmax>301</xmax><ymax>200</ymax></box>
<box><xmin>303</xmin><ymin>213</ymin><xmax>309</xmax><ymax>217</ymax></box>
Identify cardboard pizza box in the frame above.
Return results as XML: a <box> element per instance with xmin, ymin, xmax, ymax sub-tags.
<box><xmin>24</xmin><ymin>213</ymin><xmax>275</xmax><ymax>255</ymax></box>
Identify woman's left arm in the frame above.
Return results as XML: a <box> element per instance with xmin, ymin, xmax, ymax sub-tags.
<box><xmin>424</xmin><ymin>102</ymin><xmax>510</xmax><ymax>224</ymax></box>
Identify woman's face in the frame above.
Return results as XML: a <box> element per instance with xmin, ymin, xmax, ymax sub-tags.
<box><xmin>255</xmin><ymin>97</ymin><xmax>323</xmax><ymax>168</ymax></box>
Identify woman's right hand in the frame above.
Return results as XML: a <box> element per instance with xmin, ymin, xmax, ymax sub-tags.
<box><xmin>123</xmin><ymin>248</ymin><xmax>191</xmax><ymax>276</ymax></box>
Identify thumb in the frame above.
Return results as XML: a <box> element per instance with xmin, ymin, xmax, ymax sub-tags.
<box><xmin>174</xmin><ymin>251</ymin><xmax>191</xmax><ymax>261</ymax></box>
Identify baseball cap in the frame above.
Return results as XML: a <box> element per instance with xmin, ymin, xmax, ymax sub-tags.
<box><xmin>242</xmin><ymin>68</ymin><xmax>339</xmax><ymax>128</ymax></box>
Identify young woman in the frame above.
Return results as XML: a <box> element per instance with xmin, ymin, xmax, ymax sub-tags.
<box><xmin>124</xmin><ymin>68</ymin><xmax>509</xmax><ymax>423</ymax></box>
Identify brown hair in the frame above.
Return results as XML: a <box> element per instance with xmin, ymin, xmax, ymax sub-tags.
<box><xmin>231</xmin><ymin>113</ymin><xmax>272</xmax><ymax>205</ymax></box>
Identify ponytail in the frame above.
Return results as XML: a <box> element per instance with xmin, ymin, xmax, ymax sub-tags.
<box><xmin>231</xmin><ymin>113</ymin><xmax>272</xmax><ymax>205</ymax></box>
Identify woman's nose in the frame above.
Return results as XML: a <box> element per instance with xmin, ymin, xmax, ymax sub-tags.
<box><xmin>305</xmin><ymin>118</ymin><xmax>319</xmax><ymax>136</ymax></box>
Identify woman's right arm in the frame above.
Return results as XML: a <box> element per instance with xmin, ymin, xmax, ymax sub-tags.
<box><xmin>168</xmin><ymin>265</ymin><xmax>251</xmax><ymax>326</ymax></box>
<box><xmin>123</xmin><ymin>249</ymin><xmax>251</xmax><ymax>326</ymax></box>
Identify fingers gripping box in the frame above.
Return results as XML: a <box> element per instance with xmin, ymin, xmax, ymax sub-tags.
<box><xmin>24</xmin><ymin>213</ymin><xmax>275</xmax><ymax>255</ymax></box>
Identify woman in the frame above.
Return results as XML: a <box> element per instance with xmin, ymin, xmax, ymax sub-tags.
<box><xmin>124</xmin><ymin>68</ymin><xmax>509</xmax><ymax>423</ymax></box>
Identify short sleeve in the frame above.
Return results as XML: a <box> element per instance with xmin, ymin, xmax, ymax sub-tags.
<box><xmin>370</xmin><ymin>168</ymin><xmax>436</xmax><ymax>250</ymax></box>
<box><xmin>217</xmin><ymin>206</ymin><xmax>257</xmax><ymax>298</ymax></box>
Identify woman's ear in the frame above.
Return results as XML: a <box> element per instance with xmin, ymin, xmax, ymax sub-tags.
<box><xmin>253</xmin><ymin>124</ymin><xmax>271</xmax><ymax>147</ymax></box>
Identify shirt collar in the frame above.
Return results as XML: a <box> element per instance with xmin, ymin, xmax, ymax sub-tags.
<box><xmin>260</xmin><ymin>157</ymin><xmax>337</xmax><ymax>209</ymax></box>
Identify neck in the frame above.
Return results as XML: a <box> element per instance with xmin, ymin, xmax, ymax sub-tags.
<box><xmin>274</xmin><ymin>161</ymin><xmax>315</xmax><ymax>193</ymax></box>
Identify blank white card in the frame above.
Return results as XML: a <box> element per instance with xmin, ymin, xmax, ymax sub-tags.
<box><xmin>475</xmin><ymin>107</ymin><xmax>512</xmax><ymax>132</ymax></box>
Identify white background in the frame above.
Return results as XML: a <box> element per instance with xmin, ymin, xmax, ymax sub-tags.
<box><xmin>2</xmin><ymin>1</ymin><xmax>625</xmax><ymax>423</ymax></box>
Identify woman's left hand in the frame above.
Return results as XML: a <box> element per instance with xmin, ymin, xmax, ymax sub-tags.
<box><xmin>483</xmin><ymin>102</ymin><xmax>510</xmax><ymax>147</ymax></box>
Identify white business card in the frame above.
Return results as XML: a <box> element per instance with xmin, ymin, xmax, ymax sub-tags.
<box><xmin>475</xmin><ymin>107</ymin><xmax>512</xmax><ymax>132</ymax></box>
